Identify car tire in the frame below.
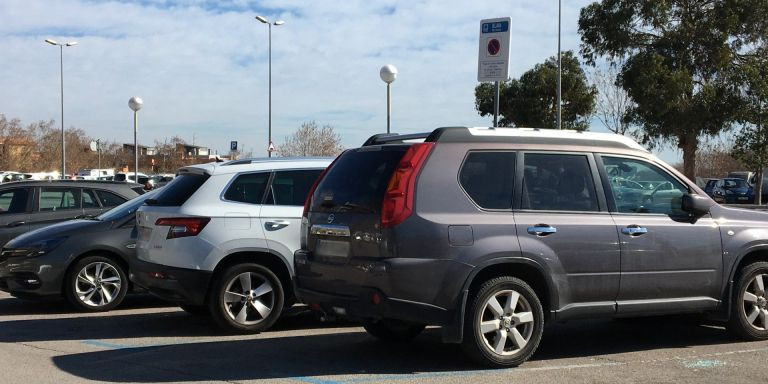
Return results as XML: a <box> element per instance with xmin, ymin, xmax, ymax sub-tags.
<box><xmin>208</xmin><ymin>263</ymin><xmax>284</xmax><ymax>334</ymax></box>
<box><xmin>362</xmin><ymin>319</ymin><xmax>425</xmax><ymax>342</ymax></box>
<box><xmin>64</xmin><ymin>255</ymin><xmax>128</xmax><ymax>312</ymax></box>
<box><xmin>461</xmin><ymin>276</ymin><xmax>544</xmax><ymax>367</ymax></box>
<box><xmin>727</xmin><ymin>261</ymin><xmax>768</xmax><ymax>340</ymax></box>
<box><xmin>180</xmin><ymin>304</ymin><xmax>210</xmax><ymax>316</ymax></box>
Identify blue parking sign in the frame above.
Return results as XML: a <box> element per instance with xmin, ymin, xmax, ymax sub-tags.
<box><xmin>230</xmin><ymin>141</ymin><xmax>237</xmax><ymax>151</ymax></box>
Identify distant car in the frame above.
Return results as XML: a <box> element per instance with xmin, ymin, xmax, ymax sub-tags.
<box><xmin>712</xmin><ymin>178</ymin><xmax>754</xmax><ymax>204</ymax></box>
<box><xmin>704</xmin><ymin>179</ymin><xmax>719</xmax><ymax>198</ymax></box>
<box><xmin>0</xmin><ymin>180</ymin><xmax>144</xmax><ymax>247</ymax></box>
<box><xmin>0</xmin><ymin>190</ymin><xmax>157</xmax><ymax>311</ymax></box>
<box><xmin>0</xmin><ymin>172</ymin><xmax>21</xmax><ymax>183</ymax></box>
<box><xmin>147</xmin><ymin>174</ymin><xmax>175</xmax><ymax>190</ymax></box>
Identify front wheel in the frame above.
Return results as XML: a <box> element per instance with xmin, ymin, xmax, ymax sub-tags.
<box><xmin>208</xmin><ymin>263</ymin><xmax>284</xmax><ymax>333</ymax></box>
<box><xmin>461</xmin><ymin>276</ymin><xmax>544</xmax><ymax>367</ymax></box>
<box><xmin>362</xmin><ymin>319</ymin><xmax>425</xmax><ymax>342</ymax></box>
<box><xmin>64</xmin><ymin>256</ymin><xmax>128</xmax><ymax>312</ymax></box>
<box><xmin>728</xmin><ymin>262</ymin><xmax>768</xmax><ymax>340</ymax></box>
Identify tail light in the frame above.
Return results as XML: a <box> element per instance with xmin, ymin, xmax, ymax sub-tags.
<box><xmin>303</xmin><ymin>155</ymin><xmax>342</xmax><ymax>218</ymax></box>
<box><xmin>155</xmin><ymin>217</ymin><xmax>211</xmax><ymax>239</ymax></box>
<box><xmin>381</xmin><ymin>142</ymin><xmax>434</xmax><ymax>228</ymax></box>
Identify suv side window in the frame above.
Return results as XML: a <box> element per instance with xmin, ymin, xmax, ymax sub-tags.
<box><xmin>265</xmin><ymin>170</ymin><xmax>323</xmax><ymax>206</ymax></box>
<box><xmin>601</xmin><ymin>156</ymin><xmax>688</xmax><ymax>215</ymax></box>
<box><xmin>223</xmin><ymin>172</ymin><xmax>270</xmax><ymax>204</ymax></box>
<box><xmin>0</xmin><ymin>188</ymin><xmax>30</xmax><ymax>214</ymax></box>
<box><xmin>82</xmin><ymin>189</ymin><xmax>99</xmax><ymax>208</ymax></box>
<box><xmin>459</xmin><ymin>151</ymin><xmax>515</xmax><ymax>209</ymax></box>
<box><xmin>39</xmin><ymin>187</ymin><xmax>81</xmax><ymax>211</ymax></box>
<box><xmin>522</xmin><ymin>153</ymin><xmax>599</xmax><ymax>212</ymax></box>
<box><xmin>96</xmin><ymin>190</ymin><xmax>128</xmax><ymax>207</ymax></box>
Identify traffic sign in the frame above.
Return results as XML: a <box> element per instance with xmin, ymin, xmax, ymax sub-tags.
<box><xmin>268</xmin><ymin>142</ymin><xmax>275</xmax><ymax>152</ymax></box>
<box><xmin>230</xmin><ymin>141</ymin><xmax>238</xmax><ymax>151</ymax></box>
<box><xmin>478</xmin><ymin>17</ymin><xmax>511</xmax><ymax>82</ymax></box>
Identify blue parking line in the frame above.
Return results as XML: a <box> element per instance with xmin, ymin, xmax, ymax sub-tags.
<box><xmin>293</xmin><ymin>377</ymin><xmax>344</xmax><ymax>384</ymax></box>
<box><xmin>81</xmin><ymin>339</ymin><xmax>136</xmax><ymax>349</ymax></box>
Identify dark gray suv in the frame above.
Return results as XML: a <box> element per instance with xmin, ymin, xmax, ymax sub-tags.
<box><xmin>295</xmin><ymin>127</ymin><xmax>768</xmax><ymax>367</ymax></box>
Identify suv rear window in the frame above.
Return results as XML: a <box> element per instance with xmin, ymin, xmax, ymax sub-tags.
<box><xmin>460</xmin><ymin>151</ymin><xmax>516</xmax><ymax>209</ymax></box>
<box><xmin>149</xmin><ymin>173</ymin><xmax>209</xmax><ymax>206</ymax></box>
<box><xmin>312</xmin><ymin>146</ymin><xmax>408</xmax><ymax>213</ymax></box>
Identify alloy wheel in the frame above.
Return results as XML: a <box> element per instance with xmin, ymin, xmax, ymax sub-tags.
<box><xmin>223</xmin><ymin>272</ymin><xmax>275</xmax><ymax>325</ymax></box>
<box><xmin>742</xmin><ymin>273</ymin><xmax>768</xmax><ymax>331</ymax></box>
<box><xmin>478</xmin><ymin>289</ymin><xmax>535</xmax><ymax>356</ymax></box>
<box><xmin>75</xmin><ymin>261</ymin><xmax>122</xmax><ymax>307</ymax></box>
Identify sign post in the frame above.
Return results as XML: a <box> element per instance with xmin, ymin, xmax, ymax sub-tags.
<box><xmin>478</xmin><ymin>17</ymin><xmax>511</xmax><ymax>128</ymax></box>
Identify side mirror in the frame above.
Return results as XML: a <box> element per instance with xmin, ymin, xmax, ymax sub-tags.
<box><xmin>682</xmin><ymin>193</ymin><xmax>714</xmax><ymax>215</ymax></box>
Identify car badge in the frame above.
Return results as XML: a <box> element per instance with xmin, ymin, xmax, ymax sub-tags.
<box><xmin>327</xmin><ymin>214</ymin><xmax>335</xmax><ymax>224</ymax></box>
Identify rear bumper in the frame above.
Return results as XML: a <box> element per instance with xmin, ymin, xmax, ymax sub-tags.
<box><xmin>129</xmin><ymin>257</ymin><xmax>212</xmax><ymax>305</ymax></box>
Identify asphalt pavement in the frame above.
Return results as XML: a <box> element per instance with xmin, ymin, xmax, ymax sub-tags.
<box><xmin>1</xmin><ymin>291</ymin><xmax>767</xmax><ymax>384</ymax></box>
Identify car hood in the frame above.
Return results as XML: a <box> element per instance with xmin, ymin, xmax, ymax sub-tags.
<box><xmin>726</xmin><ymin>188</ymin><xmax>752</xmax><ymax>194</ymax></box>
<box><xmin>5</xmin><ymin>219</ymin><xmax>107</xmax><ymax>248</ymax></box>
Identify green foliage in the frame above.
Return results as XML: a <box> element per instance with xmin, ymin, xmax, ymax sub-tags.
<box><xmin>578</xmin><ymin>0</ymin><xmax>768</xmax><ymax>178</ymax></box>
<box><xmin>474</xmin><ymin>51</ymin><xmax>596</xmax><ymax>131</ymax></box>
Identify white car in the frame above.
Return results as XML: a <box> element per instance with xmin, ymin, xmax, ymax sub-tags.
<box><xmin>131</xmin><ymin>158</ymin><xmax>331</xmax><ymax>333</ymax></box>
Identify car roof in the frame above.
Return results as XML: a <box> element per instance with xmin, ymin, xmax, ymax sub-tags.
<box><xmin>178</xmin><ymin>157</ymin><xmax>333</xmax><ymax>176</ymax></box>
<box><xmin>0</xmin><ymin>180</ymin><xmax>144</xmax><ymax>189</ymax></box>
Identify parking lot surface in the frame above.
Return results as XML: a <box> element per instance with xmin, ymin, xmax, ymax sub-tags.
<box><xmin>1</xmin><ymin>291</ymin><xmax>767</xmax><ymax>384</ymax></box>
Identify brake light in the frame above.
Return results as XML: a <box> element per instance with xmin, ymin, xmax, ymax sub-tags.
<box><xmin>155</xmin><ymin>217</ymin><xmax>211</xmax><ymax>239</ymax></box>
<box><xmin>303</xmin><ymin>155</ymin><xmax>341</xmax><ymax>218</ymax></box>
<box><xmin>381</xmin><ymin>142</ymin><xmax>434</xmax><ymax>228</ymax></box>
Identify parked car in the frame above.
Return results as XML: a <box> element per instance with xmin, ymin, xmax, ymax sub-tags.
<box><xmin>131</xmin><ymin>157</ymin><xmax>331</xmax><ymax>332</ymax></box>
<box><xmin>0</xmin><ymin>180</ymin><xmax>144</xmax><ymax>248</ymax></box>
<box><xmin>146</xmin><ymin>174</ymin><xmax>175</xmax><ymax>190</ymax></box>
<box><xmin>295</xmin><ymin>127</ymin><xmax>768</xmax><ymax>368</ymax></box>
<box><xmin>0</xmin><ymin>190</ymin><xmax>156</xmax><ymax>311</ymax></box>
<box><xmin>114</xmin><ymin>172</ymin><xmax>149</xmax><ymax>185</ymax></box>
<box><xmin>712</xmin><ymin>178</ymin><xmax>755</xmax><ymax>204</ymax></box>
<box><xmin>704</xmin><ymin>178</ymin><xmax>719</xmax><ymax>198</ymax></box>
<box><xmin>0</xmin><ymin>172</ymin><xmax>21</xmax><ymax>183</ymax></box>
<box><xmin>76</xmin><ymin>168</ymin><xmax>115</xmax><ymax>180</ymax></box>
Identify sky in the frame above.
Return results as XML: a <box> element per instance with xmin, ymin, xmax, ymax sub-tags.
<box><xmin>0</xmin><ymin>0</ymin><xmax>680</xmax><ymax>162</ymax></box>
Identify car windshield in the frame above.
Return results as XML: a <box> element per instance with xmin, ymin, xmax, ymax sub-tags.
<box><xmin>723</xmin><ymin>179</ymin><xmax>748</xmax><ymax>189</ymax></box>
<box><xmin>97</xmin><ymin>190</ymin><xmax>158</xmax><ymax>221</ymax></box>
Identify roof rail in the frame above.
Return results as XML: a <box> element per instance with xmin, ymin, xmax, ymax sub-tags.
<box><xmin>362</xmin><ymin>132</ymin><xmax>433</xmax><ymax>146</ymax></box>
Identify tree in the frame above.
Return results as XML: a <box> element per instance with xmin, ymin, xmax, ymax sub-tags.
<box><xmin>475</xmin><ymin>51</ymin><xmax>596</xmax><ymax>130</ymax></box>
<box><xmin>587</xmin><ymin>64</ymin><xmax>636</xmax><ymax>136</ymax></box>
<box><xmin>579</xmin><ymin>0</ymin><xmax>767</xmax><ymax>179</ymax></box>
<box><xmin>278</xmin><ymin>121</ymin><xmax>344</xmax><ymax>157</ymax></box>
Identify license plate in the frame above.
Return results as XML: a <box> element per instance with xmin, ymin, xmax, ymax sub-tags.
<box><xmin>738</xmin><ymin>196</ymin><xmax>749</xmax><ymax>200</ymax></box>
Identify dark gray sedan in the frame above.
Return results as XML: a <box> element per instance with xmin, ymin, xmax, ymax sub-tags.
<box><xmin>0</xmin><ymin>191</ymin><xmax>155</xmax><ymax>312</ymax></box>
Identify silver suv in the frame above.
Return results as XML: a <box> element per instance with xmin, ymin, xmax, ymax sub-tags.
<box><xmin>295</xmin><ymin>127</ymin><xmax>768</xmax><ymax>367</ymax></box>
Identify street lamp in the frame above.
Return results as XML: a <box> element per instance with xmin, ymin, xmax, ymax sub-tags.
<box><xmin>45</xmin><ymin>39</ymin><xmax>78</xmax><ymax>178</ymax></box>
<box><xmin>128</xmin><ymin>97</ymin><xmax>143</xmax><ymax>183</ymax></box>
<box><xmin>557</xmin><ymin>0</ymin><xmax>562</xmax><ymax>130</ymax></box>
<box><xmin>255</xmin><ymin>15</ymin><xmax>285</xmax><ymax>157</ymax></box>
<box><xmin>379</xmin><ymin>64</ymin><xmax>398</xmax><ymax>134</ymax></box>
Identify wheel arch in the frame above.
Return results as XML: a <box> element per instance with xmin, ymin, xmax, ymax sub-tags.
<box><xmin>209</xmin><ymin>250</ymin><xmax>294</xmax><ymax>303</ymax></box>
<box><xmin>61</xmin><ymin>249</ymin><xmax>131</xmax><ymax>295</ymax></box>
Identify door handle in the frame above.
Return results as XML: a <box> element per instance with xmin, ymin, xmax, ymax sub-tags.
<box><xmin>621</xmin><ymin>225</ymin><xmax>648</xmax><ymax>236</ymax></box>
<box><xmin>6</xmin><ymin>221</ymin><xmax>25</xmax><ymax>228</ymax></box>
<box><xmin>527</xmin><ymin>224</ymin><xmax>557</xmax><ymax>236</ymax></box>
<box><xmin>264</xmin><ymin>220</ymin><xmax>290</xmax><ymax>231</ymax></box>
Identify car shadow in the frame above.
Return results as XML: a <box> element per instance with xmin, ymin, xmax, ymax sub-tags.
<box><xmin>0</xmin><ymin>293</ymin><xmax>173</xmax><ymax>316</ymax></box>
<box><xmin>49</xmin><ymin>316</ymin><xmax>750</xmax><ymax>382</ymax></box>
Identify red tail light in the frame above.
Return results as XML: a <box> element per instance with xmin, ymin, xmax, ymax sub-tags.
<box><xmin>381</xmin><ymin>142</ymin><xmax>434</xmax><ymax>228</ymax></box>
<box><xmin>155</xmin><ymin>217</ymin><xmax>211</xmax><ymax>239</ymax></box>
<box><xmin>303</xmin><ymin>156</ymin><xmax>341</xmax><ymax>218</ymax></box>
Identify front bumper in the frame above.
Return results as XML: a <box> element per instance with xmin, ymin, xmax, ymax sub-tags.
<box><xmin>129</xmin><ymin>257</ymin><xmax>212</xmax><ymax>305</ymax></box>
<box><xmin>0</xmin><ymin>250</ymin><xmax>69</xmax><ymax>298</ymax></box>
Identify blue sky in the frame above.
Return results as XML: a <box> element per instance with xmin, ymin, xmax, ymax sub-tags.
<box><xmin>0</xmin><ymin>0</ymin><xmax>680</xmax><ymax>163</ymax></box>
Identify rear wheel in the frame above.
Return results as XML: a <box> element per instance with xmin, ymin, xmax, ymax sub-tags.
<box><xmin>461</xmin><ymin>276</ymin><xmax>544</xmax><ymax>367</ymax></box>
<box><xmin>728</xmin><ymin>262</ymin><xmax>768</xmax><ymax>340</ymax></box>
<box><xmin>208</xmin><ymin>263</ymin><xmax>284</xmax><ymax>333</ymax></box>
<box><xmin>64</xmin><ymin>256</ymin><xmax>128</xmax><ymax>312</ymax></box>
<box><xmin>362</xmin><ymin>319</ymin><xmax>425</xmax><ymax>341</ymax></box>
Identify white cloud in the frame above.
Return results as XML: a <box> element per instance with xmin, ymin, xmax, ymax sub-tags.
<box><xmin>2</xmin><ymin>0</ymin><xmax>653</xmax><ymax>159</ymax></box>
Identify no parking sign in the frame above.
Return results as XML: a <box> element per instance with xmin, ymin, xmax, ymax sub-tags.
<box><xmin>477</xmin><ymin>17</ymin><xmax>511</xmax><ymax>82</ymax></box>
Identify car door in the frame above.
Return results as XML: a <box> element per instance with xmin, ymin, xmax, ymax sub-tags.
<box><xmin>260</xmin><ymin>169</ymin><xmax>323</xmax><ymax>262</ymax></box>
<box><xmin>597</xmin><ymin>155</ymin><xmax>723</xmax><ymax>315</ymax></box>
<box><xmin>0</xmin><ymin>187</ymin><xmax>32</xmax><ymax>247</ymax></box>
<box><xmin>28</xmin><ymin>186</ymin><xmax>84</xmax><ymax>232</ymax></box>
<box><xmin>514</xmin><ymin>152</ymin><xmax>620</xmax><ymax>318</ymax></box>
<box><xmin>220</xmin><ymin>171</ymin><xmax>270</xmax><ymax>250</ymax></box>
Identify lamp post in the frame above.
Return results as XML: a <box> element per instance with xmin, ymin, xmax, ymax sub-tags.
<box><xmin>379</xmin><ymin>64</ymin><xmax>398</xmax><ymax>134</ymax></box>
<box><xmin>557</xmin><ymin>0</ymin><xmax>562</xmax><ymax>130</ymax></box>
<box><xmin>255</xmin><ymin>16</ymin><xmax>285</xmax><ymax>158</ymax></box>
<box><xmin>45</xmin><ymin>39</ymin><xmax>78</xmax><ymax>178</ymax></box>
<box><xmin>128</xmin><ymin>97</ymin><xmax>143</xmax><ymax>183</ymax></box>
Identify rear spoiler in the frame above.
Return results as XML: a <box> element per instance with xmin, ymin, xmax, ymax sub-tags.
<box><xmin>362</xmin><ymin>132</ymin><xmax>432</xmax><ymax>146</ymax></box>
<box><xmin>362</xmin><ymin>127</ymin><xmax>471</xmax><ymax>147</ymax></box>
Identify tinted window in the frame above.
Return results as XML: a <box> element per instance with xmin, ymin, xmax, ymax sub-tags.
<box><xmin>223</xmin><ymin>172</ymin><xmax>270</xmax><ymax>204</ymax></box>
<box><xmin>82</xmin><ymin>189</ymin><xmax>99</xmax><ymax>208</ymax></box>
<box><xmin>98</xmin><ymin>190</ymin><xmax>157</xmax><ymax>222</ymax></box>
<box><xmin>459</xmin><ymin>152</ymin><xmax>515</xmax><ymax>209</ymax></box>
<box><xmin>522</xmin><ymin>154</ymin><xmax>599</xmax><ymax>212</ymax></box>
<box><xmin>265</xmin><ymin>170</ymin><xmax>323</xmax><ymax>206</ymax></box>
<box><xmin>312</xmin><ymin>147</ymin><xmax>408</xmax><ymax>213</ymax></box>
<box><xmin>0</xmin><ymin>188</ymin><xmax>30</xmax><ymax>214</ymax></box>
<box><xmin>150</xmin><ymin>173</ymin><xmax>210</xmax><ymax>206</ymax></box>
<box><xmin>39</xmin><ymin>187</ymin><xmax>81</xmax><ymax>211</ymax></box>
<box><xmin>601</xmin><ymin>156</ymin><xmax>688</xmax><ymax>215</ymax></box>
<box><xmin>113</xmin><ymin>174</ymin><xmax>126</xmax><ymax>182</ymax></box>
<box><xmin>96</xmin><ymin>190</ymin><xmax>128</xmax><ymax>207</ymax></box>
